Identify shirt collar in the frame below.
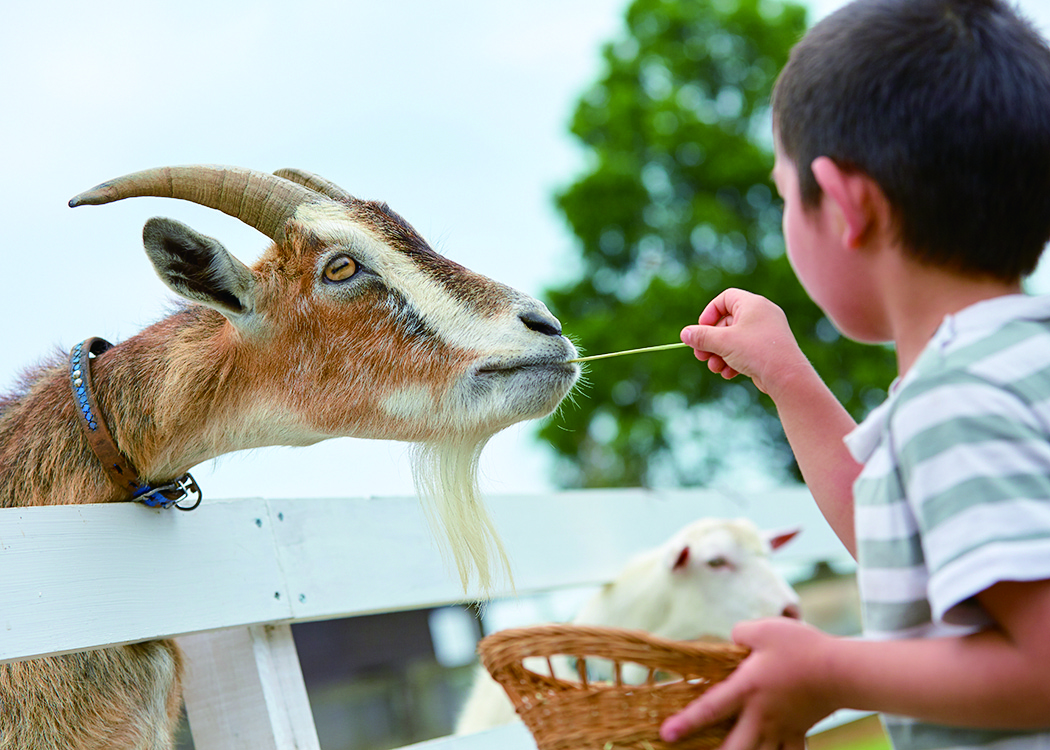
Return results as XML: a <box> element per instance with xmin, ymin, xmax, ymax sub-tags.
<box><xmin>843</xmin><ymin>294</ymin><xmax>1050</xmax><ymax>463</ymax></box>
<box><xmin>926</xmin><ymin>293</ymin><xmax>1050</xmax><ymax>353</ymax></box>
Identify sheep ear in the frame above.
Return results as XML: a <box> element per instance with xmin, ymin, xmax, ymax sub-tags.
<box><xmin>765</xmin><ymin>527</ymin><xmax>801</xmax><ymax>552</ymax></box>
<box><xmin>670</xmin><ymin>545</ymin><xmax>690</xmax><ymax>571</ymax></box>
<box><xmin>142</xmin><ymin>217</ymin><xmax>256</xmax><ymax>322</ymax></box>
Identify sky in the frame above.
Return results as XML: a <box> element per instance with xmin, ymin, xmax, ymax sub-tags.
<box><xmin>4</xmin><ymin>0</ymin><xmax>1050</xmax><ymax>504</ymax></box>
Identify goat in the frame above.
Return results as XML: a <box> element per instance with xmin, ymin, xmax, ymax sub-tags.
<box><xmin>0</xmin><ymin>165</ymin><xmax>580</xmax><ymax>750</ymax></box>
<box><xmin>454</xmin><ymin>517</ymin><xmax>801</xmax><ymax>734</ymax></box>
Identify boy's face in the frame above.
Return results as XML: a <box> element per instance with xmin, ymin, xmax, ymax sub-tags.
<box><xmin>772</xmin><ymin>141</ymin><xmax>884</xmax><ymax>343</ymax></box>
<box><xmin>772</xmin><ymin>145</ymin><xmax>822</xmax><ymax>291</ymax></box>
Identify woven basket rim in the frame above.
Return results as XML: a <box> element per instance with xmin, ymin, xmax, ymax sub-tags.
<box><xmin>479</xmin><ymin>623</ymin><xmax>748</xmax><ymax>671</ymax></box>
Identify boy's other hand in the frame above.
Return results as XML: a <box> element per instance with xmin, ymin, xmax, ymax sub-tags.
<box><xmin>681</xmin><ymin>288</ymin><xmax>809</xmax><ymax>400</ymax></box>
<box><xmin>659</xmin><ymin>617</ymin><xmax>838</xmax><ymax>750</ymax></box>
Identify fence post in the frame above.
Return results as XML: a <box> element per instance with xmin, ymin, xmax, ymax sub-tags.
<box><xmin>178</xmin><ymin>624</ymin><xmax>321</xmax><ymax>750</ymax></box>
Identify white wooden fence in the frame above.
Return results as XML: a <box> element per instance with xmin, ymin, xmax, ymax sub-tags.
<box><xmin>0</xmin><ymin>487</ymin><xmax>857</xmax><ymax>749</ymax></box>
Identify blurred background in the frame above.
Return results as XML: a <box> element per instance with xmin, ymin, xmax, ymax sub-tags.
<box><xmin>4</xmin><ymin>0</ymin><xmax>1049</xmax><ymax>748</ymax></box>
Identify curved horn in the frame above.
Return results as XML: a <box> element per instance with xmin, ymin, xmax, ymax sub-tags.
<box><xmin>274</xmin><ymin>167</ymin><xmax>355</xmax><ymax>203</ymax></box>
<box><xmin>68</xmin><ymin>165</ymin><xmax>324</xmax><ymax>244</ymax></box>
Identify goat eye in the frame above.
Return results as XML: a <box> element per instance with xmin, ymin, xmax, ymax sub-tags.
<box><xmin>707</xmin><ymin>556</ymin><xmax>731</xmax><ymax>570</ymax></box>
<box><xmin>324</xmin><ymin>255</ymin><xmax>357</xmax><ymax>282</ymax></box>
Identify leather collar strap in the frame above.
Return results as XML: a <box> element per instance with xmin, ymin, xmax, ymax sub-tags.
<box><xmin>69</xmin><ymin>338</ymin><xmax>202</xmax><ymax>511</ymax></box>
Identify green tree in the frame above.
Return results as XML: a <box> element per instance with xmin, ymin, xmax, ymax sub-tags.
<box><xmin>542</xmin><ymin>0</ymin><xmax>896</xmax><ymax>488</ymax></box>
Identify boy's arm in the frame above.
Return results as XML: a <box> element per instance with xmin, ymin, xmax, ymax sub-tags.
<box><xmin>682</xmin><ymin>289</ymin><xmax>861</xmax><ymax>555</ymax></box>
<box><xmin>838</xmin><ymin>578</ymin><xmax>1050</xmax><ymax>726</ymax></box>
<box><xmin>661</xmin><ymin>577</ymin><xmax>1050</xmax><ymax>748</ymax></box>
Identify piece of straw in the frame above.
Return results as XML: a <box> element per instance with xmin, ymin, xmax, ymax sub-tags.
<box><xmin>567</xmin><ymin>342</ymin><xmax>689</xmax><ymax>363</ymax></box>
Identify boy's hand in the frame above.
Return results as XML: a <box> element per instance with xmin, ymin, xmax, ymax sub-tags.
<box><xmin>681</xmin><ymin>289</ymin><xmax>809</xmax><ymax>400</ymax></box>
<box><xmin>660</xmin><ymin>618</ymin><xmax>839</xmax><ymax>750</ymax></box>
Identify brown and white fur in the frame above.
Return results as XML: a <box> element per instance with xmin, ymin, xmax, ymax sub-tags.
<box><xmin>0</xmin><ymin>165</ymin><xmax>580</xmax><ymax>749</ymax></box>
<box><xmin>455</xmin><ymin>517</ymin><xmax>801</xmax><ymax>734</ymax></box>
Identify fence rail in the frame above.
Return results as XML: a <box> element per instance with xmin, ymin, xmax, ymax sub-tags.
<box><xmin>0</xmin><ymin>487</ymin><xmax>856</xmax><ymax>749</ymax></box>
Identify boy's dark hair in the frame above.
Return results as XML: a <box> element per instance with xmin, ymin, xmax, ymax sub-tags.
<box><xmin>772</xmin><ymin>0</ymin><xmax>1050</xmax><ymax>281</ymax></box>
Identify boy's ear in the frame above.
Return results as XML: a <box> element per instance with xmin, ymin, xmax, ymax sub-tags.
<box><xmin>811</xmin><ymin>156</ymin><xmax>889</xmax><ymax>249</ymax></box>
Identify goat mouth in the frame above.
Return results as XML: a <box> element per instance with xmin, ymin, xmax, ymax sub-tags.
<box><xmin>473</xmin><ymin>358</ymin><xmax>579</xmax><ymax>377</ymax></box>
<box><xmin>467</xmin><ymin>356</ymin><xmax>580</xmax><ymax>420</ymax></box>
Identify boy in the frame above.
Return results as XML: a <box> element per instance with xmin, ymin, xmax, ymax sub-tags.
<box><xmin>661</xmin><ymin>1</ymin><xmax>1050</xmax><ymax>749</ymax></box>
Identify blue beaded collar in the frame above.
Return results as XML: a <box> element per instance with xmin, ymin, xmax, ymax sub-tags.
<box><xmin>69</xmin><ymin>338</ymin><xmax>201</xmax><ymax>511</ymax></box>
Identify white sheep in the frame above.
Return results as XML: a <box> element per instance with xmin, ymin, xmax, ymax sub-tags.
<box><xmin>454</xmin><ymin>516</ymin><xmax>801</xmax><ymax>734</ymax></box>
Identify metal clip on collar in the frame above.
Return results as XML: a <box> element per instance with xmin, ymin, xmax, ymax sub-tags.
<box><xmin>134</xmin><ymin>473</ymin><xmax>203</xmax><ymax>511</ymax></box>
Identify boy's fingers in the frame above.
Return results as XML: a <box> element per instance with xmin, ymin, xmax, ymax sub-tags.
<box><xmin>731</xmin><ymin>618</ymin><xmax>763</xmax><ymax>644</ymax></box>
<box><xmin>705</xmin><ymin>356</ymin><xmax>739</xmax><ymax>379</ymax></box>
<box><xmin>659</xmin><ymin>682</ymin><xmax>741</xmax><ymax>743</ymax></box>
<box><xmin>717</xmin><ymin>714</ymin><xmax>762</xmax><ymax>750</ymax></box>
<box><xmin>681</xmin><ymin>323</ymin><xmax>724</xmax><ymax>354</ymax></box>
<box><xmin>698</xmin><ymin>290</ymin><xmax>737</xmax><ymax>326</ymax></box>
<box><xmin>682</xmin><ymin>324</ymin><xmax>739</xmax><ymax>378</ymax></box>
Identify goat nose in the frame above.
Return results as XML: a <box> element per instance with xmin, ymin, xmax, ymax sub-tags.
<box><xmin>782</xmin><ymin>603</ymin><xmax>802</xmax><ymax>620</ymax></box>
<box><xmin>519</xmin><ymin>309</ymin><xmax>563</xmax><ymax>337</ymax></box>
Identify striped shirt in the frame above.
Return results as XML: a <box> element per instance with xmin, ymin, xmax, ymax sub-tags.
<box><xmin>845</xmin><ymin>294</ymin><xmax>1050</xmax><ymax>750</ymax></box>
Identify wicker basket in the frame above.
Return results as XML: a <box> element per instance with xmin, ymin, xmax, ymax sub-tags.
<box><xmin>478</xmin><ymin>623</ymin><xmax>749</xmax><ymax>750</ymax></box>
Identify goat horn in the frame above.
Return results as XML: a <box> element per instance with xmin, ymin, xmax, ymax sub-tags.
<box><xmin>68</xmin><ymin>165</ymin><xmax>324</xmax><ymax>244</ymax></box>
<box><xmin>274</xmin><ymin>168</ymin><xmax>356</xmax><ymax>204</ymax></box>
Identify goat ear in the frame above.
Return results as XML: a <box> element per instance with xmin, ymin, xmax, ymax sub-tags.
<box><xmin>142</xmin><ymin>217</ymin><xmax>256</xmax><ymax>321</ymax></box>
<box><xmin>670</xmin><ymin>545</ymin><xmax>690</xmax><ymax>571</ymax></box>
<box><xmin>765</xmin><ymin>527</ymin><xmax>801</xmax><ymax>552</ymax></box>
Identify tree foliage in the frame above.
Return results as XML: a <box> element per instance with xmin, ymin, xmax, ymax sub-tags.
<box><xmin>541</xmin><ymin>0</ymin><xmax>897</xmax><ymax>488</ymax></box>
